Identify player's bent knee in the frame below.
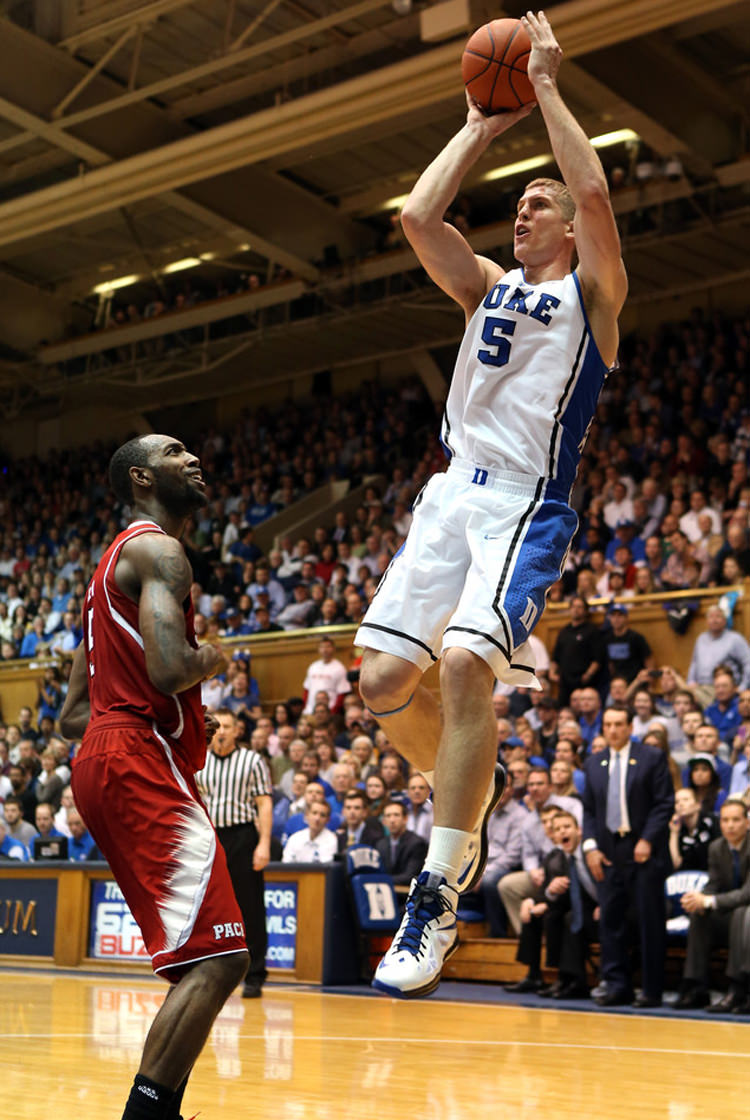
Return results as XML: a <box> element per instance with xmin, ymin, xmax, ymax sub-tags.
<box><xmin>359</xmin><ymin>650</ymin><xmax>419</xmax><ymax>712</ymax></box>
<box><xmin>440</xmin><ymin>646</ymin><xmax>494</xmax><ymax>694</ymax></box>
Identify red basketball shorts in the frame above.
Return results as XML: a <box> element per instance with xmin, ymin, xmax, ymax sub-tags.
<box><xmin>72</xmin><ymin>716</ymin><xmax>246</xmax><ymax>980</ymax></box>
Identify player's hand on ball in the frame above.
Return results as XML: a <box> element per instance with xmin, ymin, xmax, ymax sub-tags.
<box><xmin>523</xmin><ymin>11</ymin><xmax>563</xmax><ymax>87</ymax></box>
<box><xmin>465</xmin><ymin>89</ymin><xmax>535</xmax><ymax>135</ymax></box>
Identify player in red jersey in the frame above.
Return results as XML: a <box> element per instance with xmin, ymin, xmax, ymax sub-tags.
<box><xmin>61</xmin><ymin>433</ymin><xmax>248</xmax><ymax>1120</ymax></box>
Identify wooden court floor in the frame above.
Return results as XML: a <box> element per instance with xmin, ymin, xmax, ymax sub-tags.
<box><xmin>1</xmin><ymin>970</ymin><xmax>746</xmax><ymax>1120</ymax></box>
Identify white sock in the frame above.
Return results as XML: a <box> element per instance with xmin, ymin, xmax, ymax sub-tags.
<box><xmin>420</xmin><ymin>769</ymin><xmax>435</xmax><ymax>789</ymax></box>
<box><xmin>424</xmin><ymin>826</ymin><xmax>472</xmax><ymax>890</ymax></box>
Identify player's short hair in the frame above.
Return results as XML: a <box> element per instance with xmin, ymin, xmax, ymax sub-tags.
<box><xmin>109</xmin><ymin>436</ymin><xmax>153</xmax><ymax>504</ymax></box>
<box><xmin>525</xmin><ymin>177</ymin><xmax>575</xmax><ymax>222</ymax></box>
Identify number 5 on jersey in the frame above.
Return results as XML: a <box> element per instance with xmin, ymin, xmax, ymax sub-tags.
<box><xmin>478</xmin><ymin>316</ymin><xmax>516</xmax><ymax>367</ymax></box>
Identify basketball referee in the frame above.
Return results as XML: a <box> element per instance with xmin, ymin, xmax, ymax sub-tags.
<box><xmin>196</xmin><ymin>706</ymin><xmax>273</xmax><ymax>997</ymax></box>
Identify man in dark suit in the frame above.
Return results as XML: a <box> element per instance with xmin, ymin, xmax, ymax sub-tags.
<box><xmin>582</xmin><ymin>705</ymin><xmax>674</xmax><ymax>1008</ymax></box>
<box><xmin>376</xmin><ymin>800</ymin><xmax>428</xmax><ymax>886</ymax></box>
<box><xmin>336</xmin><ymin>789</ymin><xmax>385</xmax><ymax>854</ymax></box>
<box><xmin>676</xmin><ymin>797</ymin><xmax>750</xmax><ymax>1012</ymax></box>
<box><xmin>508</xmin><ymin>809</ymin><xmax>598</xmax><ymax>998</ymax></box>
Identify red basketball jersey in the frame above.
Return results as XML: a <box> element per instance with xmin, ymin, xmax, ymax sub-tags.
<box><xmin>83</xmin><ymin>519</ymin><xmax>206</xmax><ymax>771</ymax></box>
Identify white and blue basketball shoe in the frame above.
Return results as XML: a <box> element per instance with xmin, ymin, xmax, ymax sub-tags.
<box><xmin>372</xmin><ymin>871</ymin><xmax>459</xmax><ymax>998</ymax></box>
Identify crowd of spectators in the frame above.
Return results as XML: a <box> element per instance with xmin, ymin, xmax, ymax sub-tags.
<box><xmin>4</xmin><ymin>304</ymin><xmax>750</xmax><ymax>671</ymax></box>
<box><xmin>3</xmin><ymin>302</ymin><xmax>750</xmax><ymax>1001</ymax></box>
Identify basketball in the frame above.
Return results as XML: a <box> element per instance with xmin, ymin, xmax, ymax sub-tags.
<box><xmin>461</xmin><ymin>18</ymin><xmax>535</xmax><ymax>114</ymax></box>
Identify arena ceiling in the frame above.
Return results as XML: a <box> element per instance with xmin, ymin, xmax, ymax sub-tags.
<box><xmin>0</xmin><ymin>0</ymin><xmax>748</xmax><ymax>419</ymax></box>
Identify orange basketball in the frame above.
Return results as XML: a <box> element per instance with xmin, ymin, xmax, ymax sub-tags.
<box><xmin>461</xmin><ymin>18</ymin><xmax>535</xmax><ymax>114</ymax></box>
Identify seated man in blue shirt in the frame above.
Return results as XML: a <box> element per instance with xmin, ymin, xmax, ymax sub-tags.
<box><xmin>705</xmin><ymin>666</ymin><xmax>742</xmax><ymax>745</ymax></box>
<box><xmin>34</xmin><ymin>803</ymin><xmax>65</xmax><ymax>843</ymax></box>
<box><xmin>67</xmin><ymin>807</ymin><xmax>96</xmax><ymax>860</ymax></box>
<box><xmin>0</xmin><ymin>818</ymin><xmax>29</xmax><ymax>861</ymax></box>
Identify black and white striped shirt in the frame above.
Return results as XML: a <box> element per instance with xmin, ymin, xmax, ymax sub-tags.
<box><xmin>195</xmin><ymin>747</ymin><xmax>271</xmax><ymax>829</ymax></box>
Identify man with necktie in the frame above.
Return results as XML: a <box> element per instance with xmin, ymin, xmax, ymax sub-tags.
<box><xmin>508</xmin><ymin>809</ymin><xmax>598</xmax><ymax>998</ymax></box>
<box><xmin>675</xmin><ymin>797</ymin><xmax>750</xmax><ymax>1012</ymax></box>
<box><xmin>545</xmin><ymin>809</ymin><xmax>600</xmax><ymax>997</ymax></box>
<box><xmin>582</xmin><ymin>705</ymin><xmax>674</xmax><ymax>1007</ymax></box>
<box><xmin>335</xmin><ymin>789</ymin><xmax>385</xmax><ymax>854</ymax></box>
<box><xmin>376</xmin><ymin>800</ymin><xmax>428</xmax><ymax>887</ymax></box>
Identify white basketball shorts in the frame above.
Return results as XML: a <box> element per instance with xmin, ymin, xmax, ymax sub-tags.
<box><xmin>355</xmin><ymin>459</ymin><xmax>578</xmax><ymax>684</ymax></box>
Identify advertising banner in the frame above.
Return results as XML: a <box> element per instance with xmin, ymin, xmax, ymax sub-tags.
<box><xmin>0</xmin><ymin>878</ymin><xmax>57</xmax><ymax>956</ymax></box>
<box><xmin>264</xmin><ymin>882</ymin><xmax>297</xmax><ymax>970</ymax></box>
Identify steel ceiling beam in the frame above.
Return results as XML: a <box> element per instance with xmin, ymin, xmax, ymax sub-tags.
<box><xmin>0</xmin><ymin>0</ymin><xmax>732</xmax><ymax>253</ymax></box>
<box><xmin>0</xmin><ymin>91</ymin><xmax>319</xmax><ymax>280</ymax></box>
<box><xmin>42</xmin><ymin>0</ymin><xmax>741</xmax><ymax>137</ymax></box>
<box><xmin>51</xmin><ymin>0</ymin><xmax>391</xmax><ymax>132</ymax></box>
<box><xmin>58</xmin><ymin>0</ymin><xmax>201</xmax><ymax>52</ymax></box>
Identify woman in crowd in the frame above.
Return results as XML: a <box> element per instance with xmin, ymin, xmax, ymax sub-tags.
<box><xmin>631</xmin><ymin>687</ymin><xmax>669</xmax><ymax>742</ymax></box>
<box><xmin>364</xmin><ymin>773</ymin><xmax>388</xmax><ymax>820</ymax></box>
<box><xmin>316</xmin><ymin>739</ymin><xmax>338</xmax><ymax>785</ymax></box>
<box><xmin>668</xmin><ymin>786</ymin><xmax>718</xmax><ymax>870</ymax></box>
<box><xmin>378</xmin><ymin>749</ymin><xmax>406</xmax><ymax>797</ymax></box>
<box><xmin>686</xmin><ymin>754</ymin><xmax>726</xmax><ymax>816</ymax></box>
<box><xmin>295</xmin><ymin>714</ymin><xmax>314</xmax><ymax>744</ymax></box>
<box><xmin>633</xmin><ymin>565</ymin><xmax>658</xmax><ymax>600</ymax></box>
<box><xmin>35</xmin><ymin>747</ymin><xmax>65</xmax><ymax>813</ymax></box>
<box><xmin>349</xmin><ymin>734</ymin><xmax>379</xmax><ymax>782</ymax></box>
<box><xmin>549</xmin><ymin>759</ymin><xmax>579</xmax><ymax>800</ymax></box>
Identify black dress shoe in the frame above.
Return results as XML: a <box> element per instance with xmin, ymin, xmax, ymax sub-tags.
<box><xmin>242</xmin><ymin>982</ymin><xmax>262</xmax><ymax>998</ymax></box>
<box><xmin>673</xmin><ymin>988</ymin><xmax>711</xmax><ymax>1010</ymax></box>
<box><xmin>708</xmin><ymin>990</ymin><xmax>745</xmax><ymax>1013</ymax></box>
<box><xmin>594</xmin><ymin>988</ymin><xmax>632</xmax><ymax>1007</ymax></box>
<box><xmin>554</xmin><ymin>981</ymin><xmax>590</xmax><ymax>1000</ymax></box>
<box><xmin>538</xmin><ymin>980</ymin><xmax>564</xmax><ymax>999</ymax></box>
<box><xmin>505</xmin><ymin>976</ymin><xmax>544</xmax><ymax>993</ymax></box>
<box><xmin>632</xmin><ymin>994</ymin><xmax>661</xmax><ymax>1009</ymax></box>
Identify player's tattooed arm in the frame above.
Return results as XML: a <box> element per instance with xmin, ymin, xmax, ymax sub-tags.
<box><xmin>135</xmin><ymin>535</ymin><xmax>226</xmax><ymax>694</ymax></box>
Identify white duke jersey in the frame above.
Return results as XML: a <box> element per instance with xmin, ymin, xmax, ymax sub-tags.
<box><xmin>441</xmin><ymin>268</ymin><xmax>608</xmax><ymax>501</ymax></box>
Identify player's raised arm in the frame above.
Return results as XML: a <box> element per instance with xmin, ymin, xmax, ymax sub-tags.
<box><xmin>59</xmin><ymin>643</ymin><xmax>91</xmax><ymax>740</ymax></box>
<box><xmin>132</xmin><ymin>534</ymin><xmax>227</xmax><ymax>695</ymax></box>
<box><xmin>400</xmin><ymin>93</ymin><xmax>534</xmax><ymax>320</ymax></box>
<box><xmin>522</xmin><ymin>12</ymin><xmax>627</xmax><ymax>336</ymax></box>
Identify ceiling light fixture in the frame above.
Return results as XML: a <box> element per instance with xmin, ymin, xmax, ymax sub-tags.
<box><xmin>161</xmin><ymin>257</ymin><xmax>202</xmax><ymax>273</ymax></box>
<box><xmin>483</xmin><ymin>154</ymin><xmax>551</xmax><ymax>183</ymax></box>
<box><xmin>590</xmin><ymin>128</ymin><xmax>640</xmax><ymax>148</ymax></box>
<box><xmin>482</xmin><ymin>128</ymin><xmax>641</xmax><ymax>183</ymax></box>
<box><xmin>92</xmin><ymin>274</ymin><xmax>140</xmax><ymax>295</ymax></box>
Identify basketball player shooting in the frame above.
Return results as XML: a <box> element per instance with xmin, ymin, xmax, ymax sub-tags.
<box><xmin>60</xmin><ymin>434</ymin><xmax>248</xmax><ymax>1120</ymax></box>
<box><xmin>356</xmin><ymin>11</ymin><xmax>627</xmax><ymax>998</ymax></box>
